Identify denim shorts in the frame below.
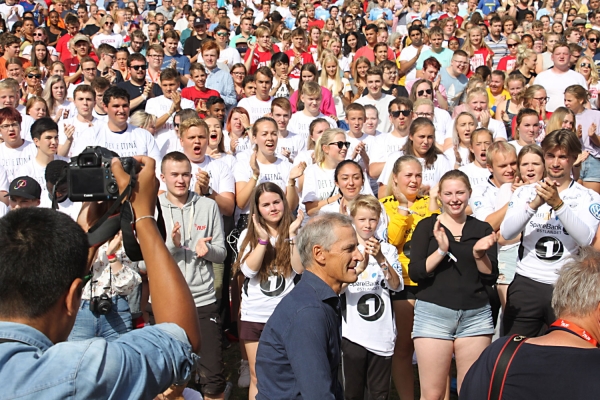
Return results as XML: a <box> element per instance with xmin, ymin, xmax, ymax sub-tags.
<box><xmin>498</xmin><ymin>246</ymin><xmax>518</xmax><ymax>285</ymax></box>
<box><xmin>580</xmin><ymin>155</ymin><xmax>600</xmax><ymax>182</ymax></box>
<box><xmin>412</xmin><ymin>300</ymin><xmax>494</xmax><ymax>340</ymax></box>
<box><xmin>68</xmin><ymin>295</ymin><xmax>132</xmax><ymax>342</ymax></box>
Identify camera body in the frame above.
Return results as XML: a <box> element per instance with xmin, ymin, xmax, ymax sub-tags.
<box><xmin>89</xmin><ymin>293</ymin><xmax>113</xmax><ymax>315</ymax></box>
<box><xmin>68</xmin><ymin>146</ymin><xmax>137</xmax><ymax>202</ymax></box>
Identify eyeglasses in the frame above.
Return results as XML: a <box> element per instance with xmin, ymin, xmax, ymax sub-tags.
<box><xmin>131</xmin><ymin>64</ymin><xmax>148</xmax><ymax>70</ymax></box>
<box><xmin>580</xmin><ymin>63</ymin><xmax>592</xmax><ymax>68</ymax></box>
<box><xmin>416</xmin><ymin>112</ymin><xmax>433</xmax><ymax>118</ymax></box>
<box><xmin>391</xmin><ymin>109</ymin><xmax>412</xmax><ymax>118</ymax></box>
<box><xmin>417</xmin><ymin>89</ymin><xmax>432</xmax><ymax>96</ymax></box>
<box><xmin>533</xmin><ymin>96</ymin><xmax>549</xmax><ymax>103</ymax></box>
<box><xmin>0</xmin><ymin>122</ymin><xmax>19</xmax><ymax>130</ymax></box>
<box><xmin>27</xmin><ymin>73</ymin><xmax>41</xmax><ymax>79</ymax></box>
<box><xmin>232</xmin><ymin>71</ymin><xmax>245</xmax><ymax>76</ymax></box>
<box><xmin>328</xmin><ymin>141</ymin><xmax>350</xmax><ymax>149</ymax></box>
<box><xmin>105</xmin><ymin>53</ymin><xmax>116</xmax><ymax>58</ymax></box>
<box><xmin>507</xmin><ymin>42</ymin><xmax>518</xmax><ymax>48</ymax></box>
<box><xmin>590</xmin><ymin>38</ymin><xmax>599</xmax><ymax>43</ymax></box>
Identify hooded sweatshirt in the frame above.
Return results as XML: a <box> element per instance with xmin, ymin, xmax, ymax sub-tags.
<box><xmin>160</xmin><ymin>191</ymin><xmax>227</xmax><ymax>307</ymax></box>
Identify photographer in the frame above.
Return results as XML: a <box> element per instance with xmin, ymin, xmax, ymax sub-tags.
<box><xmin>0</xmin><ymin>155</ymin><xmax>202</xmax><ymax>398</ymax></box>
<box><xmin>68</xmin><ymin>231</ymin><xmax>142</xmax><ymax>342</ymax></box>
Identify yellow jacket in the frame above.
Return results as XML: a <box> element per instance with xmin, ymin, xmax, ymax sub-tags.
<box><xmin>381</xmin><ymin>195</ymin><xmax>440</xmax><ymax>287</ymax></box>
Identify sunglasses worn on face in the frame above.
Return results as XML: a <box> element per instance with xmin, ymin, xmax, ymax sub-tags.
<box><xmin>329</xmin><ymin>141</ymin><xmax>350</xmax><ymax>149</ymax></box>
<box><xmin>590</xmin><ymin>38</ymin><xmax>599</xmax><ymax>43</ymax></box>
<box><xmin>507</xmin><ymin>43</ymin><xmax>518</xmax><ymax>47</ymax></box>
<box><xmin>27</xmin><ymin>74</ymin><xmax>41</xmax><ymax>79</ymax></box>
<box><xmin>216</xmin><ymin>32</ymin><xmax>228</xmax><ymax>36</ymax></box>
<box><xmin>418</xmin><ymin>89</ymin><xmax>432</xmax><ymax>96</ymax></box>
<box><xmin>391</xmin><ymin>109</ymin><xmax>411</xmax><ymax>118</ymax></box>
<box><xmin>131</xmin><ymin>64</ymin><xmax>148</xmax><ymax>70</ymax></box>
<box><xmin>580</xmin><ymin>63</ymin><xmax>592</xmax><ymax>68</ymax></box>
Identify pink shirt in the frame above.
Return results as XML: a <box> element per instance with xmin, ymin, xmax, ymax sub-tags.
<box><xmin>289</xmin><ymin>86</ymin><xmax>337</xmax><ymax>117</ymax></box>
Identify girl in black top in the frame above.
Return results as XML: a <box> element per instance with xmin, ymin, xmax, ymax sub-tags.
<box><xmin>408</xmin><ymin>170</ymin><xmax>498</xmax><ymax>398</ymax></box>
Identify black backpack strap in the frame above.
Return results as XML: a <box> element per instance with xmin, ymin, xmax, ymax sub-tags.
<box><xmin>488</xmin><ymin>334</ymin><xmax>528</xmax><ymax>400</ymax></box>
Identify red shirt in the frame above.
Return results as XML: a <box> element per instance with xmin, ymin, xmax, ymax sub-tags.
<box><xmin>64</xmin><ymin>54</ymin><xmax>99</xmax><ymax>84</ymax></box>
<box><xmin>497</xmin><ymin>55</ymin><xmax>516</xmax><ymax>72</ymax></box>
<box><xmin>244</xmin><ymin>44</ymin><xmax>280</xmax><ymax>75</ymax></box>
<box><xmin>467</xmin><ymin>47</ymin><xmax>493</xmax><ymax>77</ymax></box>
<box><xmin>439</xmin><ymin>13</ymin><xmax>464</xmax><ymax>28</ymax></box>
<box><xmin>181</xmin><ymin>86</ymin><xmax>220</xmax><ymax>118</ymax></box>
<box><xmin>354</xmin><ymin>45</ymin><xmax>395</xmax><ymax>63</ymax></box>
<box><xmin>56</xmin><ymin>33</ymin><xmax>75</xmax><ymax>62</ymax></box>
<box><xmin>308</xmin><ymin>18</ymin><xmax>324</xmax><ymax>30</ymax></box>
<box><xmin>285</xmin><ymin>49</ymin><xmax>313</xmax><ymax>79</ymax></box>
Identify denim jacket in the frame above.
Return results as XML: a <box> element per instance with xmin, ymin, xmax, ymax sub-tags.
<box><xmin>0</xmin><ymin>321</ymin><xmax>198</xmax><ymax>399</ymax></box>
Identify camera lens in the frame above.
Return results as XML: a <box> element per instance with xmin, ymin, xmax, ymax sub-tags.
<box><xmin>107</xmin><ymin>181</ymin><xmax>119</xmax><ymax>194</ymax></box>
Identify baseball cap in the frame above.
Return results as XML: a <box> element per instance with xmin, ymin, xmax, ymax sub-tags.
<box><xmin>573</xmin><ymin>18</ymin><xmax>587</xmax><ymax>25</ymax></box>
<box><xmin>6</xmin><ymin>177</ymin><xmax>42</xmax><ymax>200</ymax></box>
<box><xmin>72</xmin><ymin>33</ymin><xmax>91</xmax><ymax>44</ymax></box>
<box><xmin>194</xmin><ymin>17</ymin><xmax>210</xmax><ymax>27</ymax></box>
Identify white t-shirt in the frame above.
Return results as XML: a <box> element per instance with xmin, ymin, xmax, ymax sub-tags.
<box><xmin>341</xmin><ymin>241</ymin><xmax>403</xmax><ymax>356</ymax></box>
<box><xmin>0</xmin><ymin>140</ymin><xmax>37</xmax><ymax>182</ymax></box>
<box><xmin>368</xmin><ymin>132</ymin><xmax>408</xmax><ymax>166</ymax></box>
<box><xmin>533</xmin><ymin>69</ymin><xmax>588</xmax><ymax>112</ymax></box>
<box><xmin>237</xmin><ymin>229</ymin><xmax>298</xmax><ymax>323</ymax></box>
<box><xmin>443</xmin><ymin>145</ymin><xmax>471</xmax><ymax>168</ymax></box>
<box><xmin>433</xmin><ymin>107</ymin><xmax>452</xmax><ymax>145</ymax></box>
<box><xmin>400</xmin><ymin>45</ymin><xmax>430</xmax><ymax>81</ymax></box>
<box><xmin>0</xmin><ymin>165</ymin><xmax>8</xmax><ymax>192</ymax></box>
<box><xmin>155</xmin><ymin>129</ymin><xmax>183</xmax><ymax>158</ymax></box>
<box><xmin>237</xmin><ymin>96</ymin><xmax>274</xmax><ymax>124</ymax></box>
<box><xmin>223</xmin><ymin>130</ymin><xmax>253</xmax><ymax>154</ymax></box>
<box><xmin>301</xmin><ymin>163</ymin><xmax>373</xmax><ymax>204</ymax></box>
<box><xmin>160</xmin><ymin>155</ymin><xmax>235</xmax><ymax>196</ymax></box>
<box><xmin>355</xmin><ymin>94</ymin><xmax>395</xmax><ymax>134</ymax></box>
<box><xmin>92</xmin><ymin>109</ymin><xmax>109</xmax><ymax>122</ymax></box>
<box><xmin>320</xmin><ymin>200</ymin><xmax>389</xmax><ymax>242</ymax></box>
<box><xmin>444</xmin><ymin>117</ymin><xmax>508</xmax><ymax>142</ymax></box>
<box><xmin>0</xmin><ymin>3</ymin><xmax>24</xmax><ymax>29</ymax></box>
<box><xmin>276</xmin><ymin>131</ymin><xmax>306</xmax><ymax>162</ymax></box>
<box><xmin>20</xmin><ymin>114</ymin><xmax>35</xmax><ymax>142</ymax></box>
<box><xmin>0</xmin><ymin>201</ymin><xmax>7</xmax><ymax>217</ymax></box>
<box><xmin>500</xmin><ymin>181</ymin><xmax>600</xmax><ymax>284</ymax></box>
<box><xmin>293</xmin><ymin>149</ymin><xmax>314</xmax><ymax>167</ymax></box>
<box><xmin>21</xmin><ymin>45</ymin><xmax>58</xmax><ymax>58</ymax></box>
<box><xmin>507</xmin><ymin>140</ymin><xmax>525</xmax><ymax>155</ymax></box>
<box><xmin>459</xmin><ymin>162</ymin><xmax>490</xmax><ymax>188</ymax></box>
<box><xmin>16</xmin><ymin>155</ymin><xmax>69</xmax><ymax>205</ymax></box>
<box><xmin>91</xmin><ymin>33</ymin><xmax>124</xmax><ymax>49</ymax></box>
<box><xmin>346</xmin><ymin>132</ymin><xmax>377</xmax><ymax>171</ymax></box>
<box><xmin>378</xmin><ymin>152</ymin><xmax>452</xmax><ymax>188</ymax></box>
<box><xmin>40</xmin><ymin>195</ymin><xmax>83</xmax><ymax>220</ymax></box>
<box><xmin>146</xmin><ymin>95</ymin><xmax>195</xmax><ymax>136</ymax></box>
<box><xmin>287</xmin><ymin>112</ymin><xmax>337</xmax><ymax>140</ymax></box>
<box><xmin>58</xmin><ymin>116</ymin><xmax>101</xmax><ymax>157</ymax></box>
<box><xmin>50</xmin><ymin>100</ymin><xmax>78</xmax><ymax>123</ymax></box>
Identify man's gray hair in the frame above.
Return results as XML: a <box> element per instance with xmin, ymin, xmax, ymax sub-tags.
<box><xmin>297</xmin><ymin>213</ymin><xmax>354</xmax><ymax>267</ymax></box>
<box><xmin>552</xmin><ymin>247</ymin><xmax>600</xmax><ymax>318</ymax></box>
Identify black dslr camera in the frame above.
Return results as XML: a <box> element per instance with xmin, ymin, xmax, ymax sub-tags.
<box><xmin>68</xmin><ymin>146</ymin><xmax>137</xmax><ymax>201</ymax></box>
<box><xmin>89</xmin><ymin>293</ymin><xmax>113</xmax><ymax>315</ymax></box>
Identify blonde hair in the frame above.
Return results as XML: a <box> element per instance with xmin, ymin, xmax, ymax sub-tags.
<box><xmin>301</xmin><ymin>80</ymin><xmax>322</xmax><ymax>97</ymax></box>
<box><xmin>314</xmin><ymin>128</ymin><xmax>345</xmax><ymax>164</ymax></box>
<box><xmin>386</xmin><ymin>155</ymin><xmax>422</xmax><ymax>196</ymax></box>
<box><xmin>466</xmin><ymin>87</ymin><xmax>490</xmax><ymax>108</ymax></box>
<box><xmin>349</xmin><ymin>194</ymin><xmax>382</xmax><ymax>219</ymax></box>
<box><xmin>180</xmin><ymin>116</ymin><xmax>209</xmax><ymax>138</ymax></box>
<box><xmin>516</xmin><ymin>44</ymin><xmax>536</xmax><ymax>67</ymax></box>
<box><xmin>546</xmin><ymin>106</ymin><xmax>576</xmax><ymax>133</ymax></box>
<box><xmin>576</xmin><ymin>55</ymin><xmax>599</xmax><ymax>85</ymax></box>
<box><xmin>41</xmin><ymin>75</ymin><xmax>67</xmax><ymax>116</ymax></box>
<box><xmin>486</xmin><ymin>140</ymin><xmax>517</xmax><ymax>167</ymax></box>
<box><xmin>130</xmin><ymin>110</ymin><xmax>157</xmax><ymax>132</ymax></box>
<box><xmin>413</xmin><ymin>98</ymin><xmax>434</xmax><ymax>111</ymax></box>
<box><xmin>462</xmin><ymin>26</ymin><xmax>493</xmax><ymax>57</ymax></box>
<box><xmin>452</xmin><ymin>111</ymin><xmax>477</xmax><ymax>165</ymax></box>
<box><xmin>319</xmin><ymin>54</ymin><xmax>343</xmax><ymax>95</ymax></box>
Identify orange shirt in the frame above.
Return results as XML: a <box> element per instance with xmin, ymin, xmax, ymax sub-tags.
<box><xmin>0</xmin><ymin>57</ymin><xmax>31</xmax><ymax>80</ymax></box>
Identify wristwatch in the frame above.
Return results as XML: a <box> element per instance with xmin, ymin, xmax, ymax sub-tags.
<box><xmin>203</xmin><ymin>187</ymin><xmax>213</xmax><ymax>197</ymax></box>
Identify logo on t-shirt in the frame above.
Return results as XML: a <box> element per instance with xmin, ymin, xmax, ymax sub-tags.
<box><xmin>534</xmin><ymin>236</ymin><xmax>564</xmax><ymax>263</ymax></box>
<box><xmin>259</xmin><ymin>274</ymin><xmax>286</xmax><ymax>297</ymax></box>
<box><xmin>357</xmin><ymin>293</ymin><xmax>385</xmax><ymax>322</ymax></box>
<box><xmin>589</xmin><ymin>203</ymin><xmax>600</xmax><ymax>220</ymax></box>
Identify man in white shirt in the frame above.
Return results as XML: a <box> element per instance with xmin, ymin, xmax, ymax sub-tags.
<box><xmin>0</xmin><ymin>0</ymin><xmax>24</xmax><ymax>30</ymax></box>
<box><xmin>287</xmin><ymin>81</ymin><xmax>337</xmax><ymax>139</ymax></box>
<box><xmin>238</xmin><ymin>67</ymin><xmax>275</xmax><ymax>123</ymax></box>
<box><xmin>271</xmin><ymin>98</ymin><xmax>306</xmax><ymax>163</ymax></box>
<box><xmin>146</xmin><ymin>68</ymin><xmax>195</xmax><ymax>136</ymax></box>
<box><xmin>399</xmin><ymin>26</ymin><xmax>429</xmax><ymax>81</ymax></box>
<box><xmin>59</xmin><ymin>84</ymin><xmax>100</xmax><ymax>158</ymax></box>
<box><xmin>533</xmin><ymin>43</ymin><xmax>588</xmax><ymax>112</ymax></box>
<box><xmin>0</xmin><ymin>107</ymin><xmax>37</xmax><ymax>181</ymax></box>
<box><xmin>91</xmin><ymin>77</ymin><xmax>110</xmax><ymax>122</ymax></box>
<box><xmin>355</xmin><ymin>67</ymin><xmax>395</xmax><ymax>134</ymax></box>
<box><xmin>66</xmin><ymin>57</ymin><xmax>97</xmax><ymax>101</ymax></box>
<box><xmin>17</xmin><ymin>118</ymin><xmax>68</xmax><ymax>206</ymax></box>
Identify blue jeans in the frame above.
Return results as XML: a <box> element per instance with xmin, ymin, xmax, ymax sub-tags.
<box><xmin>68</xmin><ymin>295</ymin><xmax>133</xmax><ymax>342</ymax></box>
<box><xmin>412</xmin><ymin>300</ymin><xmax>494</xmax><ymax>340</ymax></box>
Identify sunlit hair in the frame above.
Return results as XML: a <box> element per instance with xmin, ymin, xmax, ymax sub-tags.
<box><xmin>401</xmin><ymin>117</ymin><xmax>441</xmax><ymax>168</ymax></box>
<box><xmin>541</xmin><ymin>129</ymin><xmax>582</xmax><ymax>159</ymax></box>
<box><xmin>319</xmin><ymin>53</ymin><xmax>343</xmax><ymax>95</ymax></box>
<box><xmin>452</xmin><ymin>111</ymin><xmax>477</xmax><ymax>165</ymax></box>
<box><xmin>546</xmin><ymin>107</ymin><xmax>576</xmax><ymax>133</ymax></box>
<box><xmin>314</xmin><ymin>128</ymin><xmax>345</xmax><ymax>164</ymax></box>
<box><xmin>516</xmin><ymin>144</ymin><xmax>545</xmax><ymax>181</ymax></box>
<box><xmin>438</xmin><ymin>169</ymin><xmax>471</xmax><ymax>194</ymax></box>
<box><xmin>575</xmin><ymin>55</ymin><xmax>599</xmax><ymax>85</ymax></box>
<box><xmin>522</xmin><ymin>84</ymin><xmax>546</xmax><ymax>108</ymax></box>
<box><xmin>130</xmin><ymin>110</ymin><xmax>157</xmax><ymax>133</ymax></box>
<box><xmin>564</xmin><ymin>84</ymin><xmax>590</xmax><ymax>102</ymax></box>
<box><xmin>25</xmin><ymin>96</ymin><xmax>48</xmax><ymax>117</ymax></box>
<box><xmin>486</xmin><ymin>139</ymin><xmax>516</xmax><ymax>167</ymax></box>
<box><xmin>349</xmin><ymin>194</ymin><xmax>381</xmax><ymax>218</ymax></box>
<box><xmin>41</xmin><ymin>75</ymin><xmax>67</xmax><ymax>116</ymax></box>
<box><xmin>307</xmin><ymin>118</ymin><xmax>330</xmax><ymax>150</ymax></box>
<box><xmin>225</xmin><ymin>106</ymin><xmax>251</xmax><ymax>135</ymax></box>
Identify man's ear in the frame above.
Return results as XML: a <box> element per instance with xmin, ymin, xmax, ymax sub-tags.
<box><xmin>65</xmin><ymin>278</ymin><xmax>83</xmax><ymax>317</ymax></box>
<box><xmin>312</xmin><ymin>244</ymin><xmax>327</xmax><ymax>266</ymax></box>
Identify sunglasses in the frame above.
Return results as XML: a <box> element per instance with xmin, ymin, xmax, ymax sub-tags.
<box><xmin>580</xmin><ymin>63</ymin><xmax>592</xmax><ymax>68</ymax></box>
<box><xmin>34</xmin><ymin>33</ymin><xmax>44</xmax><ymax>36</ymax></box>
<box><xmin>507</xmin><ymin>43</ymin><xmax>518</xmax><ymax>47</ymax></box>
<box><xmin>391</xmin><ymin>109</ymin><xmax>411</xmax><ymax>118</ymax></box>
<box><xmin>589</xmin><ymin>38</ymin><xmax>598</xmax><ymax>43</ymax></box>
<box><xmin>174</xmin><ymin>122</ymin><xmax>180</xmax><ymax>128</ymax></box>
<box><xmin>27</xmin><ymin>73</ymin><xmax>41</xmax><ymax>79</ymax></box>
<box><xmin>216</xmin><ymin>32</ymin><xmax>228</xmax><ymax>36</ymax></box>
<box><xmin>328</xmin><ymin>141</ymin><xmax>350</xmax><ymax>149</ymax></box>
<box><xmin>417</xmin><ymin>89</ymin><xmax>432</xmax><ymax>96</ymax></box>
<box><xmin>131</xmin><ymin>64</ymin><xmax>147</xmax><ymax>70</ymax></box>
<box><xmin>105</xmin><ymin>22</ymin><xmax>114</xmax><ymax>26</ymax></box>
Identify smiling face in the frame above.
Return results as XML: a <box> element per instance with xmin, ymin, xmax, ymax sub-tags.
<box><xmin>519</xmin><ymin>152</ymin><xmax>544</xmax><ymax>184</ymax></box>
<box><xmin>467</xmin><ymin>94</ymin><xmax>488</xmax><ymax>117</ymax></box>
<box><xmin>254</xmin><ymin>120</ymin><xmax>278</xmax><ymax>156</ymax></box>
<box><xmin>106</xmin><ymin>96</ymin><xmax>130</xmax><ymax>126</ymax></box>
<box><xmin>336</xmin><ymin>163</ymin><xmax>363</xmax><ymax>200</ymax></box>
<box><xmin>324</xmin><ymin>132</ymin><xmax>348</xmax><ymax>163</ymax></box>
<box><xmin>33</xmin><ymin>129</ymin><xmax>59</xmax><ymax>156</ymax></box>
<box><xmin>489</xmin><ymin>75</ymin><xmax>504</xmax><ymax>95</ymax></box>
<box><xmin>562</xmin><ymin>113</ymin><xmax>574</xmax><ymax>130</ymax></box>
<box><xmin>488</xmin><ymin>150</ymin><xmax>517</xmax><ymax>185</ymax></box>
<box><xmin>545</xmin><ymin>146</ymin><xmax>576</xmax><ymax>181</ymax></box>
<box><xmin>272</xmin><ymin>105</ymin><xmax>291</xmax><ymax>132</ymax></box>
<box><xmin>258</xmin><ymin>190</ymin><xmax>285</xmax><ymax>225</ymax></box>
<box><xmin>353</xmin><ymin>206</ymin><xmax>379</xmax><ymax>241</ymax></box>
<box><xmin>439</xmin><ymin>178</ymin><xmax>470</xmax><ymax>216</ymax></box>
<box><xmin>28</xmin><ymin>101</ymin><xmax>47</xmax><ymax>119</ymax></box>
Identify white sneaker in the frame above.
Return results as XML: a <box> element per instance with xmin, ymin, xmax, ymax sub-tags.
<box><xmin>238</xmin><ymin>360</ymin><xmax>250</xmax><ymax>388</ymax></box>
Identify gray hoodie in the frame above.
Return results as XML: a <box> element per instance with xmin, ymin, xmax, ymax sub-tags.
<box><xmin>160</xmin><ymin>191</ymin><xmax>227</xmax><ymax>307</ymax></box>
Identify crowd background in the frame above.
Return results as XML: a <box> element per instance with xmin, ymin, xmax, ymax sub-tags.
<box><xmin>1</xmin><ymin>0</ymin><xmax>600</xmax><ymax>398</ymax></box>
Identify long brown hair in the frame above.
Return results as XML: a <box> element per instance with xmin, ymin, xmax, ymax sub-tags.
<box><xmin>232</xmin><ymin>183</ymin><xmax>294</xmax><ymax>282</ymax></box>
<box><xmin>401</xmin><ymin>117</ymin><xmax>442</xmax><ymax>168</ymax></box>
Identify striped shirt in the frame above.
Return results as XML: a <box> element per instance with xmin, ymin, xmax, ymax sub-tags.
<box><xmin>485</xmin><ymin>34</ymin><xmax>508</xmax><ymax>68</ymax></box>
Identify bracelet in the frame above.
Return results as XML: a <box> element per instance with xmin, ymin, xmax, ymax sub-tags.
<box><xmin>379</xmin><ymin>261</ymin><xmax>389</xmax><ymax>271</ymax></box>
<box><xmin>108</xmin><ymin>258</ymin><xmax>118</xmax><ymax>264</ymax></box>
<box><xmin>552</xmin><ymin>200</ymin><xmax>564</xmax><ymax>211</ymax></box>
<box><xmin>258</xmin><ymin>239</ymin><xmax>269</xmax><ymax>245</ymax></box>
<box><xmin>437</xmin><ymin>248</ymin><xmax>447</xmax><ymax>257</ymax></box>
<box><xmin>287</xmin><ymin>180</ymin><xmax>296</xmax><ymax>187</ymax></box>
<box><xmin>135</xmin><ymin>215</ymin><xmax>155</xmax><ymax>223</ymax></box>
<box><xmin>252</xmin><ymin>174</ymin><xmax>259</xmax><ymax>181</ymax></box>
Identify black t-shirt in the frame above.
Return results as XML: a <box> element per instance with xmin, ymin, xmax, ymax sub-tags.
<box><xmin>81</xmin><ymin>24</ymin><xmax>100</xmax><ymax>37</ymax></box>
<box><xmin>46</xmin><ymin>27</ymin><xmax>66</xmax><ymax>45</ymax></box>
<box><xmin>183</xmin><ymin>35</ymin><xmax>214</xmax><ymax>57</ymax></box>
<box><xmin>96</xmin><ymin>68</ymin><xmax>124</xmax><ymax>84</ymax></box>
<box><xmin>117</xmin><ymin>81</ymin><xmax>163</xmax><ymax>113</ymax></box>
<box><xmin>461</xmin><ymin>336</ymin><xmax>600</xmax><ymax>399</ymax></box>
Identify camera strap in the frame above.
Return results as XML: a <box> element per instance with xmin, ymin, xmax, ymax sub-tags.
<box><xmin>87</xmin><ymin>167</ymin><xmax>166</xmax><ymax>262</ymax></box>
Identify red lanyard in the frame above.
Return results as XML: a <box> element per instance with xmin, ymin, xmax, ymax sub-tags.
<box><xmin>549</xmin><ymin>319</ymin><xmax>599</xmax><ymax>347</ymax></box>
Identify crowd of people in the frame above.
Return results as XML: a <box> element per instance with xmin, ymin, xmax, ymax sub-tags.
<box><xmin>1</xmin><ymin>0</ymin><xmax>600</xmax><ymax>398</ymax></box>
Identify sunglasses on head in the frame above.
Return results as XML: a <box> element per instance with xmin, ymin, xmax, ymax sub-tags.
<box><xmin>27</xmin><ymin>73</ymin><xmax>41</xmax><ymax>79</ymax></box>
<box><xmin>131</xmin><ymin>64</ymin><xmax>147</xmax><ymax>70</ymax></box>
<box><xmin>329</xmin><ymin>141</ymin><xmax>350</xmax><ymax>149</ymax></box>
<box><xmin>391</xmin><ymin>109</ymin><xmax>411</xmax><ymax>118</ymax></box>
<box><xmin>417</xmin><ymin>89</ymin><xmax>432</xmax><ymax>96</ymax></box>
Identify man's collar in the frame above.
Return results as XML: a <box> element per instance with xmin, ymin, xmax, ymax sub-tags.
<box><xmin>0</xmin><ymin>321</ymin><xmax>54</xmax><ymax>350</ymax></box>
<box><xmin>302</xmin><ymin>270</ymin><xmax>339</xmax><ymax>301</ymax></box>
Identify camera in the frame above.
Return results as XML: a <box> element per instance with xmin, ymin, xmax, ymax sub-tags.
<box><xmin>68</xmin><ymin>146</ymin><xmax>137</xmax><ymax>201</ymax></box>
<box><xmin>90</xmin><ymin>293</ymin><xmax>113</xmax><ymax>315</ymax></box>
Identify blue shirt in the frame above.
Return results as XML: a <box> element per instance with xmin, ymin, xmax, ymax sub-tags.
<box><xmin>255</xmin><ymin>271</ymin><xmax>344</xmax><ymax>400</ymax></box>
<box><xmin>206</xmin><ymin>66</ymin><xmax>237</xmax><ymax>108</ymax></box>
<box><xmin>0</xmin><ymin>321</ymin><xmax>198</xmax><ymax>399</ymax></box>
<box><xmin>163</xmin><ymin>54</ymin><xmax>191</xmax><ymax>76</ymax></box>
